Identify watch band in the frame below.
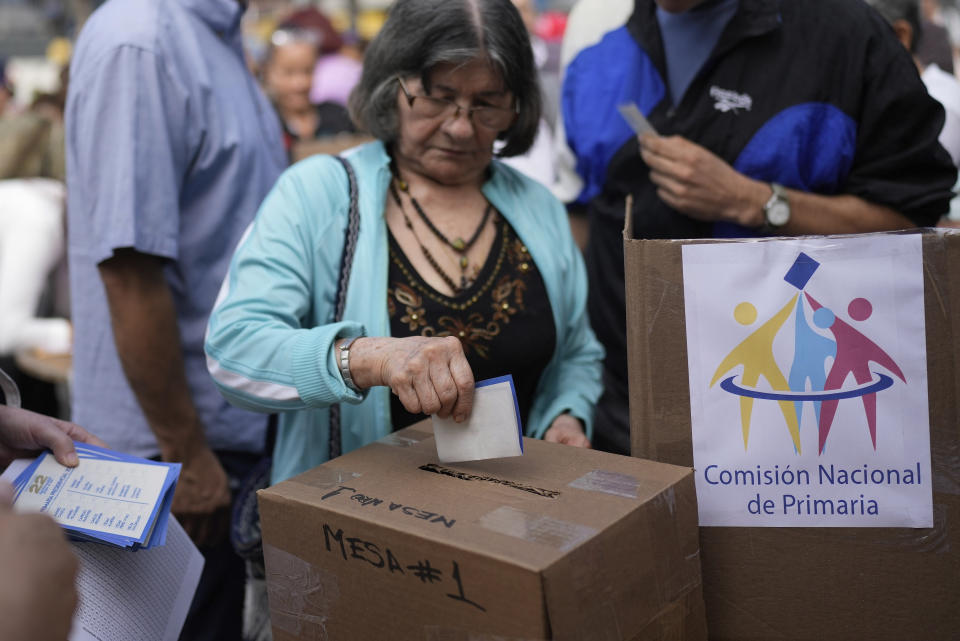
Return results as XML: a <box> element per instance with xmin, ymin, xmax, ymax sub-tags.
<box><xmin>338</xmin><ymin>336</ymin><xmax>362</xmax><ymax>393</ymax></box>
<box><xmin>761</xmin><ymin>182</ymin><xmax>790</xmax><ymax>231</ymax></box>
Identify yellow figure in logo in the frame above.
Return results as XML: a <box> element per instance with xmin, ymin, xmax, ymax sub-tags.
<box><xmin>710</xmin><ymin>295</ymin><xmax>801</xmax><ymax>452</ymax></box>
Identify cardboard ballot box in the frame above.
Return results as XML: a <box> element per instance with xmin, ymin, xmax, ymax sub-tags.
<box><xmin>259</xmin><ymin>424</ymin><xmax>707</xmax><ymax>641</ymax></box>
<box><xmin>624</xmin><ymin>227</ymin><xmax>960</xmax><ymax>641</ymax></box>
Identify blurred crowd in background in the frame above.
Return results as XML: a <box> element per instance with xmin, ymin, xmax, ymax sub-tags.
<box><xmin>0</xmin><ymin>0</ymin><xmax>574</xmax><ymax>419</ymax></box>
<box><xmin>0</xmin><ymin>1</ymin><xmax>958</xmax><ymax>639</ymax></box>
<box><xmin>2</xmin><ymin>0</ymin><xmax>960</xmax><ymax>416</ymax></box>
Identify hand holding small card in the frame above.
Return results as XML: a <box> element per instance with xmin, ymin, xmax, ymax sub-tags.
<box><xmin>432</xmin><ymin>375</ymin><xmax>524</xmax><ymax>463</ymax></box>
<box><xmin>617</xmin><ymin>102</ymin><xmax>659</xmax><ymax>138</ymax></box>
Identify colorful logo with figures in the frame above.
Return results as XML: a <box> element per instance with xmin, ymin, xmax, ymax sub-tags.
<box><xmin>711</xmin><ymin>252</ymin><xmax>905</xmax><ymax>456</ymax></box>
<box><xmin>681</xmin><ymin>236</ymin><xmax>932</xmax><ymax>528</ymax></box>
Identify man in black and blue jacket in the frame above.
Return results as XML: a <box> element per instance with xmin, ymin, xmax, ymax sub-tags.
<box><xmin>560</xmin><ymin>0</ymin><xmax>957</xmax><ymax>455</ymax></box>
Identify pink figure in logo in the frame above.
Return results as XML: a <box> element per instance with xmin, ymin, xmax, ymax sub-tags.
<box><xmin>804</xmin><ymin>294</ymin><xmax>905</xmax><ymax>453</ymax></box>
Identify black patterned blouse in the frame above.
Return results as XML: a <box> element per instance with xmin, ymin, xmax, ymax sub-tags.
<box><xmin>387</xmin><ymin>215</ymin><xmax>556</xmax><ymax>431</ymax></box>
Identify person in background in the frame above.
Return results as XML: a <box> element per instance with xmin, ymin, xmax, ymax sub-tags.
<box><xmin>65</xmin><ymin>0</ymin><xmax>287</xmax><ymax>637</ymax></box>
<box><xmin>0</xmin><ymin>178</ymin><xmax>71</xmax><ymax>358</ymax></box>
<box><xmin>558</xmin><ymin>0</ymin><xmax>957</xmax><ymax>456</ymax></box>
<box><xmin>550</xmin><ymin>0</ymin><xmax>632</xmax><ymax>211</ymax></box>
<box><xmin>0</xmin><ymin>59</ymin><xmax>12</xmax><ymax>118</ymax></box>
<box><xmin>870</xmin><ymin>0</ymin><xmax>960</xmax><ymax>226</ymax></box>
<box><xmin>510</xmin><ymin>0</ymin><xmax>562</xmax><ymax>127</ymax></box>
<box><xmin>277</xmin><ymin>6</ymin><xmax>363</xmax><ymax>110</ymax></box>
<box><xmin>917</xmin><ymin>17</ymin><xmax>955</xmax><ymax>72</ymax></box>
<box><xmin>0</xmin><ymin>367</ymin><xmax>105</xmax><ymax>641</ymax></box>
<box><xmin>923</xmin><ymin>0</ymin><xmax>960</xmax><ymax>62</ymax></box>
<box><xmin>496</xmin><ymin>0</ymin><xmax>559</xmax><ymax>188</ymax></box>
<box><xmin>206</xmin><ymin>0</ymin><xmax>603</xmax><ymax>486</ymax></box>
<box><xmin>262</xmin><ymin>26</ymin><xmax>355</xmax><ymax>161</ymax></box>
<box><xmin>869</xmin><ymin>0</ymin><xmax>960</xmax><ymax>166</ymax></box>
<box><xmin>0</xmin><ymin>70</ymin><xmax>71</xmax><ymax>419</ymax></box>
<box><xmin>310</xmin><ymin>34</ymin><xmax>364</xmax><ymax>110</ymax></box>
<box><xmin>0</xmin><ymin>79</ymin><xmax>71</xmax><ymax>361</ymax></box>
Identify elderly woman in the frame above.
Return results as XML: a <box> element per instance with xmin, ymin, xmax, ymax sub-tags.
<box><xmin>205</xmin><ymin>0</ymin><xmax>603</xmax><ymax>485</ymax></box>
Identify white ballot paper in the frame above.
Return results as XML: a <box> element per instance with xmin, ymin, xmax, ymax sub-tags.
<box><xmin>2</xmin><ymin>460</ymin><xmax>203</xmax><ymax>641</ymax></box>
<box><xmin>432</xmin><ymin>375</ymin><xmax>524</xmax><ymax>463</ymax></box>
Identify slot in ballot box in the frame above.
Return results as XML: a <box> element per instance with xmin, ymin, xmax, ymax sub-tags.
<box><xmin>259</xmin><ymin>423</ymin><xmax>707</xmax><ymax>641</ymax></box>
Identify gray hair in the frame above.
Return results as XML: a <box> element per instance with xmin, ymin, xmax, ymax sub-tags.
<box><xmin>866</xmin><ymin>0</ymin><xmax>923</xmax><ymax>52</ymax></box>
<box><xmin>348</xmin><ymin>0</ymin><xmax>541</xmax><ymax>157</ymax></box>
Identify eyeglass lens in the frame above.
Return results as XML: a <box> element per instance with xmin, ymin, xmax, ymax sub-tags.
<box><xmin>399</xmin><ymin>78</ymin><xmax>514</xmax><ymax>130</ymax></box>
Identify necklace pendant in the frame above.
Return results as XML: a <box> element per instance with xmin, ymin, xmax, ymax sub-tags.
<box><xmin>460</xmin><ymin>256</ymin><xmax>468</xmax><ymax>269</ymax></box>
<box><xmin>452</xmin><ymin>237</ymin><xmax>466</xmax><ymax>251</ymax></box>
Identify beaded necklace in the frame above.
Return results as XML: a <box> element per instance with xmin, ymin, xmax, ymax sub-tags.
<box><xmin>388</xmin><ymin>167</ymin><xmax>494</xmax><ymax>294</ymax></box>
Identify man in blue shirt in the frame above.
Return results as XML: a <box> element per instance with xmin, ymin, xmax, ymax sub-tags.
<box><xmin>65</xmin><ymin>0</ymin><xmax>286</xmax><ymax>637</ymax></box>
<box><xmin>560</xmin><ymin>0</ymin><xmax>956</xmax><ymax>456</ymax></box>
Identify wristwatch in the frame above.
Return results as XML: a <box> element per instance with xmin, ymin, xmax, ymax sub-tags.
<box><xmin>762</xmin><ymin>183</ymin><xmax>791</xmax><ymax>232</ymax></box>
<box><xmin>337</xmin><ymin>336</ymin><xmax>362</xmax><ymax>393</ymax></box>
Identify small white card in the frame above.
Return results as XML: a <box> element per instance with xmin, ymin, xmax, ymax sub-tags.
<box><xmin>432</xmin><ymin>375</ymin><xmax>524</xmax><ymax>463</ymax></box>
<box><xmin>617</xmin><ymin>102</ymin><xmax>659</xmax><ymax>137</ymax></box>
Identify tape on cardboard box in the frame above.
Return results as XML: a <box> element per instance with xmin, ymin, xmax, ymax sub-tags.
<box><xmin>478</xmin><ymin>505</ymin><xmax>597</xmax><ymax>552</ymax></box>
<box><xmin>264</xmin><ymin>543</ymin><xmax>340</xmax><ymax>640</ymax></box>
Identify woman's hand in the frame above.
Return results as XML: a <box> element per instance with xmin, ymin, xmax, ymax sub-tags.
<box><xmin>543</xmin><ymin>414</ymin><xmax>591</xmax><ymax>448</ymax></box>
<box><xmin>347</xmin><ymin>336</ymin><xmax>474</xmax><ymax>421</ymax></box>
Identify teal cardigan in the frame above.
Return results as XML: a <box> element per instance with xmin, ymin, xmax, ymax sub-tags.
<box><xmin>205</xmin><ymin>141</ymin><xmax>604</xmax><ymax>484</ymax></box>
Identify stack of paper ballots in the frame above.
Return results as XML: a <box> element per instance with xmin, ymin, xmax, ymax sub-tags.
<box><xmin>11</xmin><ymin>442</ymin><xmax>181</xmax><ymax>549</ymax></box>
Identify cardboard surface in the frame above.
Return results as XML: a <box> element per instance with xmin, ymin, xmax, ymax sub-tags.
<box><xmin>624</xmin><ymin>229</ymin><xmax>960</xmax><ymax>640</ymax></box>
<box><xmin>260</xmin><ymin>424</ymin><xmax>707</xmax><ymax>641</ymax></box>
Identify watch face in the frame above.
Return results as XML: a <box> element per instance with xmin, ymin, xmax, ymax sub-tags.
<box><xmin>767</xmin><ymin>201</ymin><xmax>790</xmax><ymax>227</ymax></box>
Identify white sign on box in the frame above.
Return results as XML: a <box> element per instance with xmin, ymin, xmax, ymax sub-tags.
<box><xmin>681</xmin><ymin>235</ymin><xmax>932</xmax><ymax>527</ymax></box>
<box><xmin>432</xmin><ymin>375</ymin><xmax>524</xmax><ymax>463</ymax></box>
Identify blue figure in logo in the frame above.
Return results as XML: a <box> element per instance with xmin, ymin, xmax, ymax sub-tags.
<box><xmin>788</xmin><ymin>299</ymin><xmax>836</xmax><ymax>429</ymax></box>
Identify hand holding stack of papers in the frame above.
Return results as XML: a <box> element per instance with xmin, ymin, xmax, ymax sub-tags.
<box><xmin>9</xmin><ymin>442</ymin><xmax>180</xmax><ymax>549</ymax></box>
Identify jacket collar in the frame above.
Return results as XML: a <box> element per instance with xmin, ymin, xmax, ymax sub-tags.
<box><xmin>176</xmin><ymin>0</ymin><xmax>244</xmax><ymax>35</ymax></box>
<box><xmin>628</xmin><ymin>0</ymin><xmax>782</xmax><ymax>75</ymax></box>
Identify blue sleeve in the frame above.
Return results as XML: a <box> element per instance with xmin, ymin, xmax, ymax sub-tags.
<box><xmin>66</xmin><ymin>45</ymin><xmax>193</xmax><ymax>263</ymax></box>
<box><xmin>204</xmin><ymin>159</ymin><xmax>366</xmax><ymax>412</ymax></box>
<box><xmin>526</xmin><ymin>191</ymin><xmax>605</xmax><ymax>439</ymax></box>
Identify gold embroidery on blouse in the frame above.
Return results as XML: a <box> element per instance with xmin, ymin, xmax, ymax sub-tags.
<box><xmin>388</xmin><ymin>223</ymin><xmax>538</xmax><ymax>359</ymax></box>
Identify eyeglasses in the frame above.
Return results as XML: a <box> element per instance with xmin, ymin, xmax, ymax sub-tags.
<box><xmin>397</xmin><ymin>76</ymin><xmax>518</xmax><ymax>131</ymax></box>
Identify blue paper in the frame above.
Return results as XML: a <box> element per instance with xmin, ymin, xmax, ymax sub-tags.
<box><xmin>13</xmin><ymin>441</ymin><xmax>181</xmax><ymax>549</ymax></box>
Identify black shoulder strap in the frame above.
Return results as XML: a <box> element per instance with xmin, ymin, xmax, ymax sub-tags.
<box><xmin>328</xmin><ymin>155</ymin><xmax>360</xmax><ymax>460</ymax></box>
<box><xmin>332</xmin><ymin>155</ymin><xmax>360</xmax><ymax>321</ymax></box>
